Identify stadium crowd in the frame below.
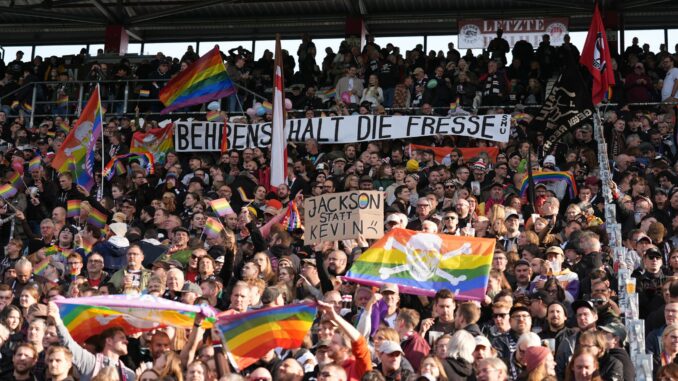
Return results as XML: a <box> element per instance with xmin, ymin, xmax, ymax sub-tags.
<box><xmin>0</xmin><ymin>29</ymin><xmax>676</xmax><ymax>381</ymax></box>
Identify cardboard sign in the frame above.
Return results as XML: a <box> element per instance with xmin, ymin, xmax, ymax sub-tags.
<box><xmin>304</xmin><ymin>191</ymin><xmax>384</xmax><ymax>243</ymax></box>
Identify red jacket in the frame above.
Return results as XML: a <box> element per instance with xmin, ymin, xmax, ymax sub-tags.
<box><xmin>342</xmin><ymin>336</ymin><xmax>373</xmax><ymax>381</ymax></box>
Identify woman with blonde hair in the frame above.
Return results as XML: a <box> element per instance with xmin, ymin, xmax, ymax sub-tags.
<box><xmin>420</xmin><ymin>355</ymin><xmax>449</xmax><ymax>381</ymax></box>
<box><xmin>253</xmin><ymin>252</ymin><xmax>276</xmax><ymax>285</ymax></box>
<box><xmin>155</xmin><ymin>350</ymin><xmax>184</xmax><ymax>381</ymax></box>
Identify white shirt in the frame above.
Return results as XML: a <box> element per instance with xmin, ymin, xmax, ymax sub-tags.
<box><xmin>662</xmin><ymin>67</ymin><xmax>678</xmax><ymax>100</ymax></box>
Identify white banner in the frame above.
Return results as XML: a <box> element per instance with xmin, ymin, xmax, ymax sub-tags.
<box><xmin>175</xmin><ymin>114</ymin><xmax>510</xmax><ymax>152</ymax></box>
<box><xmin>458</xmin><ymin>18</ymin><xmax>569</xmax><ymax>49</ymax></box>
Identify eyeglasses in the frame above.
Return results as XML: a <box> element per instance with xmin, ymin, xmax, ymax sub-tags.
<box><xmin>191</xmin><ymin>254</ymin><xmax>205</xmax><ymax>260</ymax></box>
<box><xmin>416</xmin><ymin>204</ymin><xmax>430</xmax><ymax>208</ymax></box>
<box><xmin>88</xmin><ymin>259</ymin><xmax>104</xmax><ymax>264</ymax></box>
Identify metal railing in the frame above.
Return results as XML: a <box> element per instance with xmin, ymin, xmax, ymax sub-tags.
<box><xmin>3</xmin><ymin>78</ymin><xmax>678</xmax><ymax>128</ymax></box>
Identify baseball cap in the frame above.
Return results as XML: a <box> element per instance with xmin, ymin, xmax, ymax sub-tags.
<box><xmin>386</xmin><ymin>214</ymin><xmax>401</xmax><ymax>224</ymax></box>
<box><xmin>504</xmin><ymin>210</ymin><xmax>520</xmax><ymax>221</ymax></box>
<box><xmin>302</xmin><ymin>258</ymin><xmax>317</xmax><ymax>267</ymax></box>
<box><xmin>380</xmin><ymin>283</ymin><xmax>399</xmax><ymax>294</ymax></box>
<box><xmin>180</xmin><ymin>282</ymin><xmax>202</xmax><ymax>296</ymax></box>
<box><xmin>599</xmin><ymin>322</ymin><xmax>627</xmax><ymax>344</ymax></box>
<box><xmin>474</xmin><ymin>335</ymin><xmax>492</xmax><ymax>348</ymax></box>
<box><xmin>545</xmin><ymin>246</ymin><xmax>564</xmax><ymax>257</ymax></box>
<box><xmin>636</xmin><ymin>233</ymin><xmax>653</xmax><ymax>244</ymax></box>
<box><xmin>645</xmin><ymin>249</ymin><xmax>663</xmax><ymax>260</ymax></box>
<box><xmin>378</xmin><ymin>341</ymin><xmax>404</xmax><ymax>355</ymax></box>
<box><xmin>571</xmin><ymin>300</ymin><xmax>596</xmax><ymax>313</ymax></box>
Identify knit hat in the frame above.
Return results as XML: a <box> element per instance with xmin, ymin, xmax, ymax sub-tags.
<box><xmin>406</xmin><ymin>159</ymin><xmax>419</xmax><ymax>173</ymax></box>
<box><xmin>524</xmin><ymin>346</ymin><xmax>551</xmax><ymax>373</ymax></box>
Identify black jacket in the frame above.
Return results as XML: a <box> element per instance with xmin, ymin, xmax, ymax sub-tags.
<box><xmin>442</xmin><ymin>357</ymin><xmax>474</xmax><ymax>381</ymax></box>
<box><xmin>608</xmin><ymin>348</ymin><xmax>634</xmax><ymax>381</ymax></box>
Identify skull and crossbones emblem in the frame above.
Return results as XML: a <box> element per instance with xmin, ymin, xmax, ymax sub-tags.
<box><xmin>378</xmin><ymin>232</ymin><xmax>472</xmax><ymax>286</ymax></box>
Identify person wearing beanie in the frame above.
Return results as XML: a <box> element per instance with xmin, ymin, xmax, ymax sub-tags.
<box><xmin>521</xmin><ymin>346</ymin><xmax>555</xmax><ymax>380</ymax></box>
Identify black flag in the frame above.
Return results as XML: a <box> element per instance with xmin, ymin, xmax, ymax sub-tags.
<box><xmin>531</xmin><ymin>55</ymin><xmax>594</xmax><ymax>158</ymax></box>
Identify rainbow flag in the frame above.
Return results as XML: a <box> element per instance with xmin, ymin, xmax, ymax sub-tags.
<box><xmin>58</xmin><ymin>122</ymin><xmax>70</xmax><ymax>135</ymax></box>
<box><xmin>51</xmin><ymin>85</ymin><xmax>103</xmax><ymax>191</ymax></box>
<box><xmin>216</xmin><ymin>302</ymin><xmax>317</xmax><ymax>370</ymax></box>
<box><xmin>87</xmin><ymin>207</ymin><xmax>107</xmax><ymax>228</ymax></box>
<box><xmin>0</xmin><ymin>184</ymin><xmax>17</xmax><ymax>199</ymax></box>
<box><xmin>22</xmin><ymin>102</ymin><xmax>32</xmax><ymax>113</ymax></box>
<box><xmin>103</xmin><ymin>152</ymin><xmax>155</xmax><ymax>181</ymax></box>
<box><xmin>344</xmin><ymin>229</ymin><xmax>495</xmax><ymax>300</ymax></box>
<box><xmin>450</xmin><ymin>97</ymin><xmax>460</xmax><ymax>112</ymax></box>
<box><xmin>203</xmin><ymin>217</ymin><xmax>223</xmax><ymax>239</ymax></box>
<box><xmin>67</xmin><ymin>200</ymin><xmax>82</xmax><ymax>219</ymax></box>
<box><xmin>210</xmin><ymin>198</ymin><xmax>235</xmax><ymax>217</ymax></box>
<box><xmin>518</xmin><ymin>171</ymin><xmax>577</xmax><ymax>199</ymax></box>
<box><xmin>44</xmin><ymin>245</ymin><xmax>59</xmax><ymax>257</ymax></box>
<box><xmin>159</xmin><ymin>46</ymin><xmax>235</xmax><ymax>114</ymax></box>
<box><xmin>282</xmin><ymin>200</ymin><xmax>302</xmax><ymax>232</ymax></box>
<box><xmin>322</xmin><ymin>88</ymin><xmax>336</xmax><ymax>99</ymax></box>
<box><xmin>29</xmin><ymin>155</ymin><xmax>42</xmax><ymax>172</ymax></box>
<box><xmin>207</xmin><ymin>110</ymin><xmax>224</xmax><ymax>122</ymax></box>
<box><xmin>8</xmin><ymin>172</ymin><xmax>23</xmax><ymax>188</ymax></box>
<box><xmin>130</xmin><ymin>123</ymin><xmax>174</xmax><ymax>164</ymax></box>
<box><xmin>46</xmin><ymin>131</ymin><xmax>56</xmax><ymax>138</ymax></box>
<box><xmin>262</xmin><ymin>101</ymin><xmax>273</xmax><ymax>111</ymax></box>
<box><xmin>33</xmin><ymin>259</ymin><xmax>50</xmax><ymax>276</ymax></box>
<box><xmin>54</xmin><ymin>294</ymin><xmax>216</xmax><ymax>343</ymax></box>
<box><xmin>139</xmin><ymin>89</ymin><xmax>150</xmax><ymax>98</ymax></box>
<box><xmin>56</xmin><ymin>95</ymin><xmax>69</xmax><ymax>105</ymax></box>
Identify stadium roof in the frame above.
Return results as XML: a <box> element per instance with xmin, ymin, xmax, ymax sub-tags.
<box><xmin>0</xmin><ymin>0</ymin><xmax>676</xmax><ymax>45</ymax></box>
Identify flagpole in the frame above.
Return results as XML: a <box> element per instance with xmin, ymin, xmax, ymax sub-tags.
<box><xmin>98</xmin><ymin>84</ymin><xmax>105</xmax><ymax>202</ymax></box>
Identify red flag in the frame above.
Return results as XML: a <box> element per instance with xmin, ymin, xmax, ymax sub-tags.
<box><xmin>580</xmin><ymin>3</ymin><xmax>615</xmax><ymax>105</ymax></box>
<box><xmin>270</xmin><ymin>34</ymin><xmax>288</xmax><ymax>190</ymax></box>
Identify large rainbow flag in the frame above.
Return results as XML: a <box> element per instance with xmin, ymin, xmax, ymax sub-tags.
<box><xmin>51</xmin><ymin>85</ymin><xmax>103</xmax><ymax>191</ymax></box>
<box><xmin>130</xmin><ymin>122</ymin><xmax>174</xmax><ymax>164</ymax></box>
<box><xmin>216</xmin><ymin>302</ymin><xmax>317</xmax><ymax>370</ymax></box>
<box><xmin>159</xmin><ymin>46</ymin><xmax>235</xmax><ymax>114</ymax></box>
<box><xmin>54</xmin><ymin>294</ymin><xmax>216</xmax><ymax>343</ymax></box>
<box><xmin>344</xmin><ymin>229</ymin><xmax>495</xmax><ymax>300</ymax></box>
<box><xmin>518</xmin><ymin>171</ymin><xmax>577</xmax><ymax>199</ymax></box>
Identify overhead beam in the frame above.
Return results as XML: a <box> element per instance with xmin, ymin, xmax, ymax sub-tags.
<box><xmin>91</xmin><ymin>0</ymin><xmax>118</xmax><ymax>23</ymax></box>
<box><xmin>0</xmin><ymin>7</ymin><xmax>105</xmax><ymax>24</ymax></box>
<box><xmin>622</xmin><ymin>0</ymin><xmax>674</xmax><ymax>9</ymax></box>
<box><xmin>127</xmin><ymin>0</ymin><xmax>230</xmax><ymax>24</ymax></box>
<box><xmin>126</xmin><ymin>27</ymin><xmax>143</xmax><ymax>41</ymax></box>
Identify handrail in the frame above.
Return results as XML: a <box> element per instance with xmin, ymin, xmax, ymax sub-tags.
<box><xmin>4</xmin><ymin>78</ymin><xmax>678</xmax><ymax>124</ymax></box>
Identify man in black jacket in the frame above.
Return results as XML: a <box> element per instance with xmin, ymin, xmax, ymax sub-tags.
<box><xmin>600</xmin><ymin>322</ymin><xmax>635</xmax><ymax>381</ymax></box>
